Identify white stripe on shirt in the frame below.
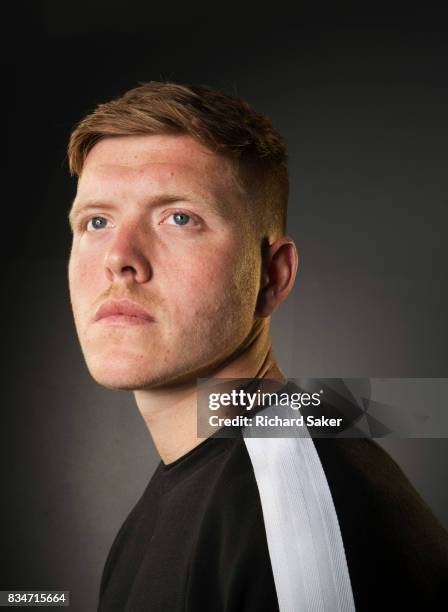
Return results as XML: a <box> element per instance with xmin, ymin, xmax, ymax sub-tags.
<box><xmin>243</xmin><ymin>408</ymin><xmax>355</xmax><ymax>612</ymax></box>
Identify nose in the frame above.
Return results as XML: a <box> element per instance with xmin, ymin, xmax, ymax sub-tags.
<box><xmin>104</xmin><ymin>222</ymin><xmax>152</xmax><ymax>284</ymax></box>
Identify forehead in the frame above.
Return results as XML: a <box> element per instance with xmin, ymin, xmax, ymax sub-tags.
<box><xmin>76</xmin><ymin>134</ymin><xmax>243</xmax><ymax>204</ymax></box>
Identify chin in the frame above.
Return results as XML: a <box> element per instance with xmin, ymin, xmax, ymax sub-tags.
<box><xmin>84</xmin><ymin>351</ymin><xmax>158</xmax><ymax>390</ymax></box>
<box><xmin>81</xmin><ymin>338</ymin><xmax>240</xmax><ymax>391</ymax></box>
<box><xmin>84</xmin><ymin>353</ymin><xmax>192</xmax><ymax>391</ymax></box>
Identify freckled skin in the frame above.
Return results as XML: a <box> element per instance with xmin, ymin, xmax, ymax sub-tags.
<box><xmin>68</xmin><ymin>134</ymin><xmax>263</xmax><ymax>390</ymax></box>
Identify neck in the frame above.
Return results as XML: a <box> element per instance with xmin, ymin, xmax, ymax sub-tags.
<box><xmin>134</xmin><ymin>321</ymin><xmax>284</xmax><ymax>464</ymax></box>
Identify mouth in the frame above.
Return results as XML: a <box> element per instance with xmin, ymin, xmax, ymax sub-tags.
<box><xmin>94</xmin><ymin>298</ymin><xmax>156</xmax><ymax>326</ymax></box>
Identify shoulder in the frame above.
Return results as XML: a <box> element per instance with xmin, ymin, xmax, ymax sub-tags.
<box><xmin>314</xmin><ymin>438</ymin><xmax>448</xmax><ymax>608</ymax></box>
<box><xmin>313</xmin><ymin>437</ymin><xmax>446</xmax><ymax>541</ymax></box>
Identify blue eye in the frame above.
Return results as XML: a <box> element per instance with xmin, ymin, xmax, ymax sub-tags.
<box><xmin>172</xmin><ymin>213</ymin><xmax>190</xmax><ymax>226</ymax></box>
<box><xmin>87</xmin><ymin>217</ymin><xmax>108</xmax><ymax>231</ymax></box>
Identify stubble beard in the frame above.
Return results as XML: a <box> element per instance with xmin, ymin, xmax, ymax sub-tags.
<box><xmin>78</xmin><ymin>279</ymin><xmax>258</xmax><ymax>392</ymax></box>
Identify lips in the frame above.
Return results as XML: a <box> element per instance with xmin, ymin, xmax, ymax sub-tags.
<box><xmin>94</xmin><ymin>299</ymin><xmax>155</xmax><ymax>324</ymax></box>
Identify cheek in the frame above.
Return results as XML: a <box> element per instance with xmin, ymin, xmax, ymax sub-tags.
<box><xmin>162</xmin><ymin>246</ymin><xmax>258</xmax><ymax>321</ymax></box>
<box><xmin>68</xmin><ymin>250</ymin><xmax>101</xmax><ymax>308</ymax></box>
<box><xmin>167</xmin><ymin>247</ymin><xmax>231</xmax><ymax>291</ymax></box>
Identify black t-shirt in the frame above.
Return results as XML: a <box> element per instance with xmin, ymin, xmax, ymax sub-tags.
<box><xmin>98</xmin><ymin>435</ymin><xmax>448</xmax><ymax>611</ymax></box>
<box><xmin>98</xmin><ymin>436</ymin><xmax>279</xmax><ymax>611</ymax></box>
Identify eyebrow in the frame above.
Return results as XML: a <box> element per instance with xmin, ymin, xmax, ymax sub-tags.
<box><xmin>68</xmin><ymin>200</ymin><xmax>116</xmax><ymax>231</ymax></box>
<box><xmin>68</xmin><ymin>192</ymin><xmax>229</xmax><ymax>231</ymax></box>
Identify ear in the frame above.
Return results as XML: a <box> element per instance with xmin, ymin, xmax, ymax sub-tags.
<box><xmin>255</xmin><ymin>236</ymin><xmax>299</xmax><ymax>318</ymax></box>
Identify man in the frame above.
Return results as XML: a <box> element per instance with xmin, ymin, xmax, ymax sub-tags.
<box><xmin>67</xmin><ymin>82</ymin><xmax>447</xmax><ymax>611</ymax></box>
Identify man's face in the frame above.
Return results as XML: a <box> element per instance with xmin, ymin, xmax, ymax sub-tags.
<box><xmin>68</xmin><ymin>134</ymin><xmax>262</xmax><ymax>390</ymax></box>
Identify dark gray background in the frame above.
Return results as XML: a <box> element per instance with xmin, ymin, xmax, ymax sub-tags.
<box><xmin>3</xmin><ymin>3</ymin><xmax>448</xmax><ymax>611</ymax></box>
